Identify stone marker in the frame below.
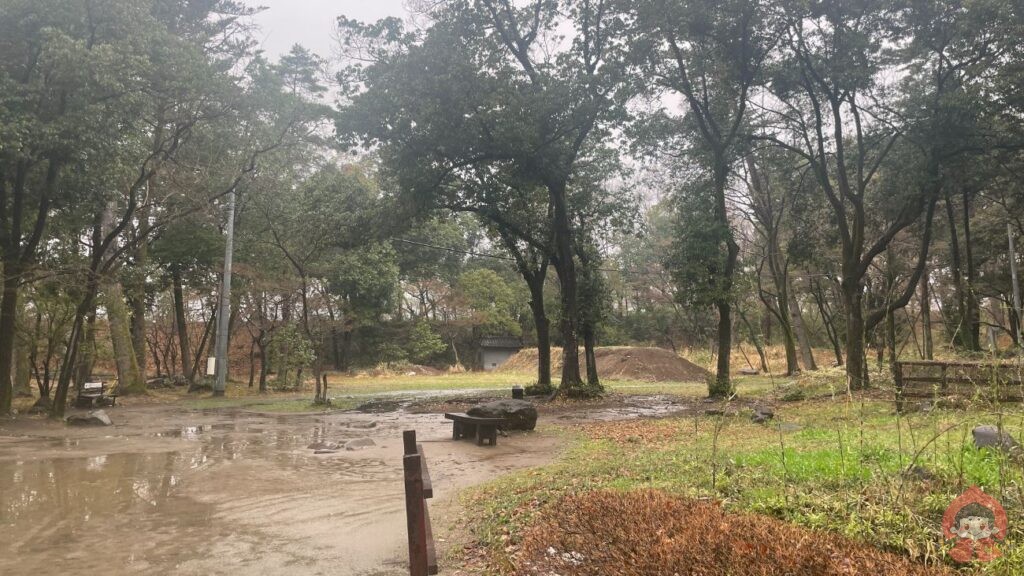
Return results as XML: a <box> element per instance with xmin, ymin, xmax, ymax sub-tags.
<box><xmin>467</xmin><ymin>399</ymin><xmax>538</xmax><ymax>430</ymax></box>
<box><xmin>67</xmin><ymin>410</ymin><xmax>112</xmax><ymax>426</ymax></box>
<box><xmin>972</xmin><ymin>425</ymin><xmax>1022</xmax><ymax>457</ymax></box>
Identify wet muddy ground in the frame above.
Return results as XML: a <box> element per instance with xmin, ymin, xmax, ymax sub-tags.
<box><xmin>0</xmin><ymin>393</ymin><xmax>691</xmax><ymax>576</ymax></box>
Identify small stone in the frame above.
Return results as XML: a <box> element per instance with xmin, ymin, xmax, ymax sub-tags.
<box><xmin>313</xmin><ymin>449</ymin><xmax>338</xmax><ymax>455</ymax></box>
<box><xmin>751</xmin><ymin>405</ymin><xmax>774</xmax><ymax>424</ymax></box>
<box><xmin>973</xmin><ymin>425</ymin><xmax>1022</xmax><ymax>457</ymax></box>
<box><xmin>66</xmin><ymin>410</ymin><xmax>112</xmax><ymax>426</ymax></box>
<box><xmin>739</xmin><ymin>368</ymin><xmax>759</xmax><ymax>376</ymax></box>
<box><xmin>307</xmin><ymin>441</ymin><xmax>338</xmax><ymax>450</ymax></box>
<box><xmin>345</xmin><ymin>437</ymin><xmax>376</xmax><ymax>451</ymax></box>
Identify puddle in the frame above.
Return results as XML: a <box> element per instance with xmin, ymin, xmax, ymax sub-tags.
<box><xmin>555</xmin><ymin>395</ymin><xmax>690</xmax><ymax>421</ymax></box>
<box><xmin>0</xmin><ymin>406</ymin><xmax>561</xmax><ymax>576</ymax></box>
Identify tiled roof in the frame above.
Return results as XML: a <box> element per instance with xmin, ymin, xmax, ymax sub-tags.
<box><xmin>479</xmin><ymin>336</ymin><xmax>523</xmax><ymax>349</ymax></box>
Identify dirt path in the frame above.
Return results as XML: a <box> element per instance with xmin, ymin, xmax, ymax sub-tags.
<box><xmin>0</xmin><ymin>404</ymin><xmax>562</xmax><ymax>576</ymax></box>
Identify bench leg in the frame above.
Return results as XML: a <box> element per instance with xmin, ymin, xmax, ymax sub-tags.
<box><xmin>452</xmin><ymin>421</ymin><xmax>462</xmax><ymax>440</ymax></box>
<box><xmin>476</xmin><ymin>425</ymin><xmax>497</xmax><ymax>446</ymax></box>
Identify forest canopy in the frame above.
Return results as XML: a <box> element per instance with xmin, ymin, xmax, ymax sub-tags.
<box><xmin>1</xmin><ymin>0</ymin><xmax>1023</xmax><ymax>417</ymax></box>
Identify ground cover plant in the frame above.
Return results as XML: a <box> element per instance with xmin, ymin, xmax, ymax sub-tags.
<box><xmin>461</xmin><ymin>373</ymin><xmax>1024</xmax><ymax>575</ymax></box>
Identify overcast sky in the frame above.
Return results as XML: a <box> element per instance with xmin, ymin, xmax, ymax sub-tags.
<box><xmin>243</xmin><ymin>0</ymin><xmax>409</xmax><ymax>58</ymax></box>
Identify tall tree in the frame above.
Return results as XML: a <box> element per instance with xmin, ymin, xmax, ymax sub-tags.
<box><xmin>631</xmin><ymin>0</ymin><xmax>778</xmax><ymax>396</ymax></box>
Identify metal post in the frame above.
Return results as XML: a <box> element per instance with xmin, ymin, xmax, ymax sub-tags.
<box><xmin>213</xmin><ymin>191</ymin><xmax>236</xmax><ymax>396</ymax></box>
<box><xmin>1010</xmin><ymin>223</ymin><xmax>1023</xmax><ymax>350</ymax></box>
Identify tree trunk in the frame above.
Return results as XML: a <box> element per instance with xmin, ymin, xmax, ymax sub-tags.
<box><xmin>763</xmin><ymin>271</ymin><xmax>799</xmax><ymax>375</ymax></box>
<box><xmin>788</xmin><ymin>289</ymin><xmax>817</xmax><ymax>371</ymax></box>
<box><xmin>710</xmin><ymin>165</ymin><xmax>738</xmax><ymax>398</ymax></box>
<box><xmin>172</xmin><ymin>269</ymin><xmax>192</xmax><ymax>380</ymax></box>
<box><xmin>945</xmin><ymin>193</ymin><xmax>977</xmax><ymax>351</ymax></box>
<box><xmin>962</xmin><ymin>188</ymin><xmax>980</xmax><ymax>351</ymax></box>
<box><xmin>582</xmin><ymin>323</ymin><xmax>599</xmax><ymax>388</ymax></box>
<box><xmin>550</xmin><ymin>182</ymin><xmax>584</xmax><ymax>394</ymax></box>
<box><xmin>920</xmin><ymin>270</ymin><xmax>933</xmax><ymax>359</ymax></box>
<box><xmin>278</xmin><ymin>299</ymin><xmax>292</xmax><ymax>385</ymax></box>
<box><xmin>53</xmin><ymin>279</ymin><xmax>100</xmax><ymax>419</ymax></box>
<box><xmin>103</xmin><ymin>279</ymin><xmax>145</xmax><ymax>394</ymax></box>
<box><xmin>842</xmin><ymin>281</ymin><xmax>868</xmax><ymax>390</ymax></box>
<box><xmin>528</xmin><ymin>281</ymin><xmax>552</xmax><ymax>389</ymax></box>
<box><xmin>0</xmin><ymin>262</ymin><xmax>21</xmax><ymax>413</ymax></box>
<box><xmin>13</xmin><ymin>333</ymin><xmax>32</xmax><ymax>397</ymax></box>
<box><xmin>738</xmin><ymin>310</ymin><xmax>769</xmax><ymax>372</ymax></box>
<box><xmin>258</xmin><ymin>339</ymin><xmax>269</xmax><ymax>393</ymax></box>
<box><xmin>74</xmin><ymin>306</ymin><xmax>97</xmax><ymax>391</ymax></box>
<box><xmin>189</xmin><ymin>305</ymin><xmax>216</xmax><ymax>381</ymax></box>
<box><xmin>130</xmin><ymin>208</ymin><xmax>149</xmax><ymax>378</ymax></box>
<box><xmin>248</xmin><ymin>336</ymin><xmax>256</xmax><ymax>388</ymax></box>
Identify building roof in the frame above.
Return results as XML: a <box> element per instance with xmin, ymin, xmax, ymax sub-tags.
<box><xmin>479</xmin><ymin>336</ymin><xmax>523</xmax><ymax>349</ymax></box>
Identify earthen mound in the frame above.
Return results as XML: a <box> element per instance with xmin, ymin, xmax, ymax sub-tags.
<box><xmin>500</xmin><ymin>346</ymin><xmax>709</xmax><ymax>382</ymax></box>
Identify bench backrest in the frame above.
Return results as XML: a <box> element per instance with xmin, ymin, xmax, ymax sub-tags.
<box><xmin>83</xmin><ymin>382</ymin><xmax>104</xmax><ymax>391</ymax></box>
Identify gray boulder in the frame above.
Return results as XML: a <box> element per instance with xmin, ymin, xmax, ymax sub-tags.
<box><xmin>973</xmin><ymin>425</ymin><xmax>1022</xmax><ymax>457</ymax></box>
<box><xmin>467</xmin><ymin>399</ymin><xmax>538</xmax><ymax>431</ymax></box>
<box><xmin>67</xmin><ymin>410</ymin><xmax>112</xmax><ymax>427</ymax></box>
<box><xmin>345</xmin><ymin>437</ymin><xmax>376</xmax><ymax>451</ymax></box>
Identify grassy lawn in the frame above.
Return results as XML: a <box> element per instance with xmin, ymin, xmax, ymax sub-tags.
<box><xmin>463</xmin><ymin>385</ymin><xmax>1024</xmax><ymax>574</ymax></box>
<box><xmin>326</xmin><ymin>371</ymin><xmax>533</xmax><ymax>395</ymax></box>
<box><xmin>177</xmin><ymin>370</ymin><xmax>781</xmax><ymax>413</ymax></box>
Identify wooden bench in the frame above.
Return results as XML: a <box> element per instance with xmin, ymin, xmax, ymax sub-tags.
<box><xmin>444</xmin><ymin>413</ymin><xmax>506</xmax><ymax>446</ymax></box>
<box><xmin>403</xmin><ymin>430</ymin><xmax>438</xmax><ymax>576</ymax></box>
<box><xmin>895</xmin><ymin>360</ymin><xmax>1024</xmax><ymax>411</ymax></box>
<box><xmin>75</xmin><ymin>381</ymin><xmax>118</xmax><ymax>408</ymax></box>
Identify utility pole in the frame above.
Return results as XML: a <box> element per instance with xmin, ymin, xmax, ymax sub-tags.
<box><xmin>1010</xmin><ymin>223</ymin><xmax>1023</xmax><ymax>350</ymax></box>
<box><xmin>213</xmin><ymin>190</ymin><xmax>236</xmax><ymax>396</ymax></box>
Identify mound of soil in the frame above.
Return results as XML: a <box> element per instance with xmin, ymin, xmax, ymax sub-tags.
<box><xmin>516</xmin><ymin>490</ymin><xmax>950</xmax><ymax>576</ymax></box>
<box><xmin>500</xmin><ymin>346</ymin><xmax>709</xmax><ymax>382</ymax></box>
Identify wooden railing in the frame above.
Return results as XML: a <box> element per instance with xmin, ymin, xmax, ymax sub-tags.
<box><xmin>403</xmin><ymin>430</ymin><xmax>438</xmax><ymax>576</ymax></box>
<box><xmin>895</xmin><ymin>360</ymin><xmax>1024</xmax><ymax>410</ymax></box>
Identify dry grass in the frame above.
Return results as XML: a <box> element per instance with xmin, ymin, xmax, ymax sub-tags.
<box><xmin>515</xmin><ymin>489</ymin><xmax>952</xmax><ymax>576</ymax></box>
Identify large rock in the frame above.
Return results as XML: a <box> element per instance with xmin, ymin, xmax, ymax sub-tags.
<box><xmin>67</xmin><ymin>410</ymin><xmax>112</xmax><ymax>427</ymax></box>
<box><xmin>467</xmin><ymin>399</ymin><xmax>538</xmax><ymax>431</ymax></box>
<box><xmin>973</xmin><ymin>425</ymin><xmax>1022</xmax><ymax>457</ymax></box>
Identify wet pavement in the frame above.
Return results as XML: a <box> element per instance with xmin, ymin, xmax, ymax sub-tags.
<box><xmin>0</xmin><ymin>406</ymin><xmax>561</xmax><ymax>576</ymax></box>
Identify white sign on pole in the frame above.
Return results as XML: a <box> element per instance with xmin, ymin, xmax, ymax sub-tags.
<box><xmin>206</xmin><ymin>357</ymin><xmax>217</xmax><ymax>376</ymax></box>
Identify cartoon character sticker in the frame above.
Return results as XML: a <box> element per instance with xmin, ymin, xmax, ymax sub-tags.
<box><xmin>943</xmin><ymin>486</ymin><xmax>1007</xmax><ymax>563</ymax></box>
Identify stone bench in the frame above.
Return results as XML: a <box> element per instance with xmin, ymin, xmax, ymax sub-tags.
<box><xmin>444</xmin><ymin>412</ymin><xmax>507</xmax><ymax>446</ymax></box>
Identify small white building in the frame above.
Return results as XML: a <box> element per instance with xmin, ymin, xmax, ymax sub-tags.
<box><xmin>478</xmin><ymin>336</ymin><xmax>523</xmax><ymax>371</ymax></box>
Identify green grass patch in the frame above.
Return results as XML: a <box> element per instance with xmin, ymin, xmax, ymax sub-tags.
<box><xmin>464</xmin><ymin>396</ymin><xmax>1024</xmax><ymax>575</ymax></box>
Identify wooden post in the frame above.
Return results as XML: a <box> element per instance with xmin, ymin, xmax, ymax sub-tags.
<box><xmin>1010</xmin><ymin>223</ymin><xmax>1023</xmax><ymax>350</ymax></box>
<box><xmin>404</xmin><ymin>452</ymin><xmax>428</xmax><ymax>576</ymax></box>
<box><xmin>403</xmin><ymin>429</ymin><xmax>417</xmax><ymax>455</ymax></box>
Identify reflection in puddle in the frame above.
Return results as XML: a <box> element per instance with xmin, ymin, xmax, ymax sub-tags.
<box><xmin>0</xmin><ymin>414</ymin><xmax>398</xmax><ymax>576</ymax></box>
